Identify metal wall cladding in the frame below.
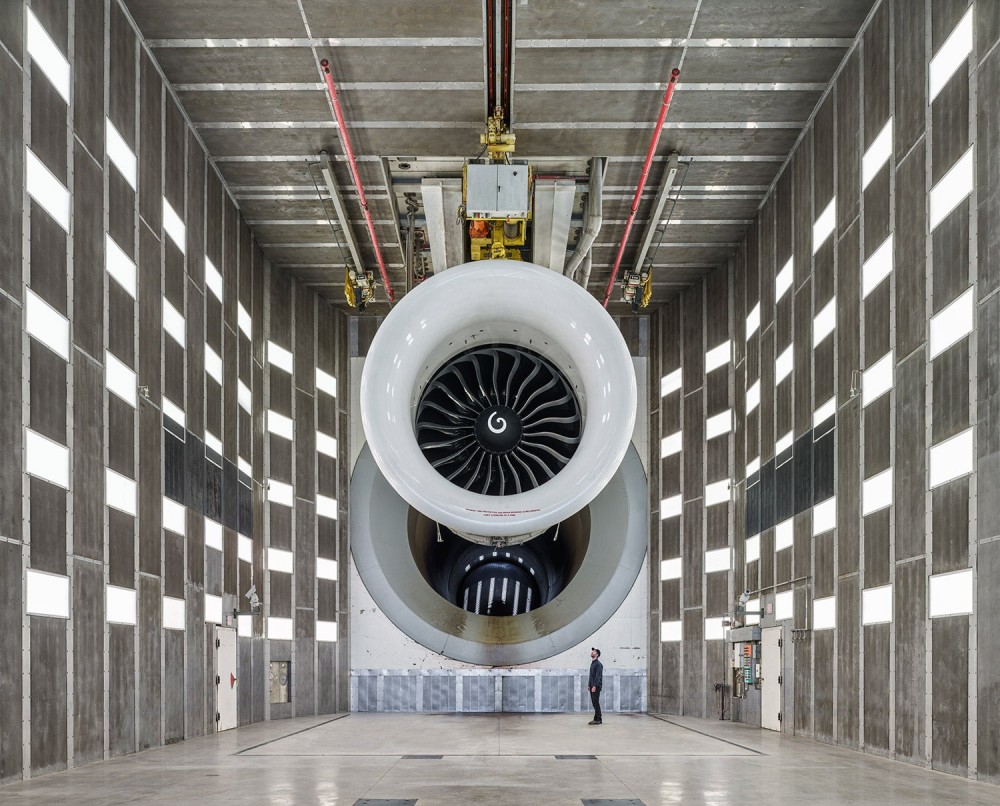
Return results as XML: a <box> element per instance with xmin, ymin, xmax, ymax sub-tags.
<box><xmin>647</xmin><ymin>0</ymin><xmax>999</xmax><ymax>785</ymax></box>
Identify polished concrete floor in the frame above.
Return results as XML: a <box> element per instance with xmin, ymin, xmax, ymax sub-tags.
<box><xmin>2</xmin><ymin>713</ymin><xmax>997</xmax><ymax>805</ymax></box>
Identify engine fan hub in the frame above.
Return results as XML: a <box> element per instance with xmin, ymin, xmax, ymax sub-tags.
<box><xmin>474</xmin><ymin>405</ymin><xmax>523</xmax><ymax>453</ymax></box>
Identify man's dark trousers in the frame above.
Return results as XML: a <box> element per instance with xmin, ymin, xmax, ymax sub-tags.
<box><xmin>590</xmin><ymin>687</ymin><xmax>602</xmax><ymax>723</ymax></box>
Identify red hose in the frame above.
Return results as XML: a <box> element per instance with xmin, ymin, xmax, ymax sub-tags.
<box><xmin>602</xmin><ymin>67</ymin><xmax>680</xmax><ymax>308</ymax></box>
<box><xmin>320</xmin><ymin>58</ymin><xmax>396</xmax><ymax>302</ymax></box>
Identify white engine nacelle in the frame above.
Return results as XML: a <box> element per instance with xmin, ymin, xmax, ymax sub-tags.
<box><xmin>360</xmin><ymin>260</ymin><xmax>637</xmax><ymax>543</ymax></box>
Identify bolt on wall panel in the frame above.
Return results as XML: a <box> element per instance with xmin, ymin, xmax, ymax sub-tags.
<box><xmin>73</xmin><ymin>357</ymin><xmax>103</xmax><ymax>559</ymax></box>
<box><xmin>932</xmin><ymin>616</ymin><xmax>969</xmax><ymax>776</ymax></box>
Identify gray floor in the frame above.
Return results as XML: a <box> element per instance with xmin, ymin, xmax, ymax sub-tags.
<box><xmin>2</xmin><ymin>713</ymin><xmax>997</xmax><ymax>805</ymax></box>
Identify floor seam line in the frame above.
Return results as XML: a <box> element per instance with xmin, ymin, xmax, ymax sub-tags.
<box><xmin>232</xmin><ymin>713</ymin><xmax>349</xmax><ymax>755</ymax></box>
<box><xmin>647</xmin><ymin>713</ymin><xmax>767</xmax><ymax>755</ymax></box>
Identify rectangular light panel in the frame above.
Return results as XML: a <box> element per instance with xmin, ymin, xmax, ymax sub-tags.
<box><xmin>929</xmin><ymin>148</ymin><xmax>974</xmax><ymax>230</ymax></box>
<box><xmin>813</xmin><ymin>496</ymin><xmax>836</xmax><ymax>536</ymax></box>
<box><xmin>813</xmin><ymin>596</ymin><xmax>836</xmax><ymax>630</ymax></box>
<box><xmin>862</xmin><ymin>585</ymin><xmax>893</xmax><ymax>625</ymax></box>
<box><xmin>105</xmin><ymin>468</ymin><xmax>137</xmax><ymax>516</ymax></box>
<box><xmin>238</xmin><ymin>456</ymin><xmax>252</xmax><ymax>479</ymax></box>
<box><xmin>106</xmin><ymin>585</ymin><xmax>137</xmax><ymax>625</ymax></box>
<box><xmin>775</xmin><ymin>518</ymin><xmax>794</xmax><ymax>551</ymax></box>
<box><xmin>861</xmin><ymin>118</ymin><xmax>893</xmax><ymax>189</ymax></box>
<box><xmin>705</xmin><ymin>409</ymin><xmax>733</xmax><ymax>440</ymax></box>
<box><xmin>204</xmin><ymin>344</ymin><xmax>223</xmax><ymax>385</ymax></box>
<box><xmin>929</xmin><ymin>6</ymin><xmax>973</xmax><ymax>101</ymax></box>
<box><xmin>813</xmin><ymin>296</ymin><xmax>836</xmax><ymax>347</ymax></box>
<box><xmin>317</xmin><ymin>557</ymin><xmax>338</xmax><ymax>581</ymax></box>
<box><xmin>204</xmin><ymin>430</ymin><xmax>222</xmax><ymax>457</ymax></box>
<box><xmin>775</xmin><ymin>430</ymin><xmax>793</xmax><ymax>457</ymax></box>
<box><xmin>745</xmin><ymin>302</ymin><xmax>760</xmax><ymax>341</ymax></box>
<box><xmin>705</xmin><ymin>340</ymin><xmax>731</xmax><ymax>373</ymax></box>
<box><xmin>267</xmin><ymin>410</ymin><xmax>294</xmax><ymax>441</ymax></box>
<box><xmin>862</xmin><ymin>234</ymin><xmax>894</xmax><ymax>299</ymax></box>
<box><xmin>745</xmin><ymin>535</ymin><xmax>760</xmax><ymax>563</ymax></box>
<box><xmin>268</xmin><ymin>341</ymin><xmax>293</xmax><ymax>373</ymax></box>
<box><xmin>204</xmin><ymin>257</ymin><xmax>223</xmax><ymax>301</ymax></box>
<box><xmin>863</xmin><ymin>351</ymin><xmax>894</xmax><ymax>407</ymax></box>
<box><xmin>746</xmin><ymin>456</ymin><xmax>760</xmax><ymax>477</ymax></box>
<box><xmin>929</xmin><ymin>287</ymin><xmax>974</xmax><ymax>359</ymax></box>
<box><xmin>930</xmin><ymin>428</ymin><xmax>974</xmax><ymax>488</ymax></box>
<box><xmin>105</xmin><ymin>233</ymin><xmax>136</xmax><ymax>297</ymax></box>
<box><xmin>746</xmin><ymin>379</ymin><xmax>760</xmax><ymax>414</ymax></box>
<box><xmin>268</xmin><ymin>616</ymin><xmax>293</xmax><ymax>640</ymax></box>
<box><xmin>238</xmin><ymin>380</ymin><xmax>252</xmax><ymax>413</ymax></box>
<box><xmin>660</xmin><ymin>557</ymin><xmax>682</xmax><ymax>580</ymax></box>
<box><xmin>316</xmin><ymin>367</ymin><xmax>338</xmax><ymax>397</ymax></box>
<box><xmin>660</xmin><ymin>494</ymin><xmax>682</xmax><ymax>520</ymax></box>
<box><xmin>775</xmin><ymin>345</ymin><xmax>793</xmax><ymax>385</ymax></box>
<box><xmin>812</xmin><ymin>198</ymin><xmax>836</xmax><ymax>254</ymax></box>
<box><xmin>660</xmin><ymin>430</ymin><xmax>682</xmax><ymax>458</ymax></box>
<box><xmin>316</xmin><ymin>432</ymin><xmax>338</xmax><ymax>458</ymax></box>
<box><xmin>105</xmin><ymin>119</ymin><xmax>137</xmax><ymax>189</ymax></box>
<box><xmin>204</xmin><ymin>517</ymin><xmax>223</xmax><ymax>551</ymax></box>
<box><xmin>162</xmin><ymin>497</ymin><xmax>186</xmax><ymax>536</ymax></box>
<box><xmin>25</xmin><ymin>287</ymin><xmax>69</xmax><ymax>360</ymax></box>
<box><xmin>162</xmin><ymin>197</ymin><xmax>187</xmax><ymax>254</ymax></box>
<box><xmin>704</xmin><ymin>617</ymin><xmax>726</xmax><ymax>641</ymax></box>
<box><xmin>26</xmin><ymin>9</ymin><xmax>70</xmax><ymax>102</ymax></box>
<box><xmin>26</xmin><ymin>148</ymin><xmax>70</xmax><ymax>231</ymax></box>
<box><xmin>238</xmin><ymin>303</ymin><xmax>252</xmax><ymax>338</ymax></box>
<box><xmin>316</xmin><ymin>494</ymin><xmax>338</xmax><ymax>520</ymax></box>
<box><xmin>204</xmin><ymin>594</ymin><xmax>223</xmax><ymax>624</ymax></box>
<box><xmin>705</xmin><ymin>547</ymin><xmax>731</xmax><ymax>574</ymax></box>
<box><xmin>162</xmin><ymin>396</ymin><xmax>185</xmax><ymax>430</ymax></box>
<box><xmin>238</xmin><ymin>535</ymin><xmax>253</xmax><ymax>563</ymax></box>
<box><xmin>705</xmin><ymin>479</ymin><xmax>731</xmax><ymax>507</ymax></box>
<box><xmin>162</xmin><ymin>596</ymin><xmax>185</xmax><ymax>631</ymax></box>
<box><xmin>106</xmin><ymin>351</ymin><xmax>136</xmax><ymax>408</ymax></box>
<box><xmin>26</xmin><ymin>569</ymin><xmax>69</xmax><ymax>618</ymax></box>
<box><xmin>660</xmin><ymin>620</ymin><xmax>682</xmax><ymax>642</ymax></box>
<box><xmin>813</xmin><ymin>397</ymin><xmax>836</xmax><ymax>428</ymax></box>
<box><xmin>774</xmin><ymin>590</ymin><xmax>793</xmax><ymax>621</ymax></box>
<box><xmin>268</xmin><ymin>479</ymin><xmax>293</xmax><ymax>507</ymax></box>
<box><xmin>268</xmin><ymin>547</ymin><xmax>293</xmax><ymax>573</ymax></box>
<box><xmin>316</xmin><ymin>620</ymin><xmax>338</xmax><ymax>642</ymax></box>
<box><xmin>862</xmin><ymin>467</ymin><xmax>893</xmax><ymax>516</ymax></box>
<box><xmin>237</xmin><ymin>614</ymin><xmax>253</xmax><ymax>638</ymax></box>
<box><xmin>660</xmin><ymin>368</ymin><xmax>682</xmax><ymax>397</ymax></box>
<box><xmin>745</xmin><ymin>598</ymin><xmax>761</xmax><ymax>626</ymax></box>
<box><xmin>775</xmin><ymin>257</ymin><xmax>793</xmax><ymax>301</ymax></box>
<box><xmin>163</xmin><ymin>298</ymin><xmax>185</xmax><ymax>346</ymax></box>
<box><xmin>26</xmin><ymin>429</ymin><xmax>69</xmax><ymax>488</ymax></box>
<box><xmin>929</xmin><ymin>568</ymin><xmax>973</xmax><ymax>618</ymax></box>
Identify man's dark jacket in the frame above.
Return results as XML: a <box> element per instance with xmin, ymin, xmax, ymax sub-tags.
<box><xmin>588</xmin><ymin>658</ymin><xmax>603</xmax><ymax>690</ymax></box>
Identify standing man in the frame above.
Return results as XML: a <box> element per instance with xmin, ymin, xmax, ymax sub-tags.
<box><xmin>588</xmin><ymin>647</ymin><xmax>603</xmax><ymax>725</ymax></box>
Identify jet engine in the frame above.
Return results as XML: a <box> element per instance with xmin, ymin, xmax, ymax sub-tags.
<box><xmin>351</xmin><ymin>260</ymin><xmax>647</xmax><ymax>664</ymax></box>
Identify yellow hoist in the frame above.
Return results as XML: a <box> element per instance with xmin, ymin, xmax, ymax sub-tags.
<box><xmin>463</xmin><ymin>109</ymin><xmax>531</xmax><ymax>262</ymax></box>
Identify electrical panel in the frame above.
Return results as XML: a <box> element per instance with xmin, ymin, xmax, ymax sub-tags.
<box><xmin>466</xmin><ymin>163</ymin><xmax>530</xmax><ymax>219</ymax></box>
<box><xmin>730</xmin><ymin>641</ymin><xmax>760</xmax><ymax>699</ymax></box>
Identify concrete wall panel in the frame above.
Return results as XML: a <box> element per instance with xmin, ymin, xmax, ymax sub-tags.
<box><xmin>109</xmin><ymin>624</ymin><xmax>136</xmax><ymax>757</ymax></box>
<box><xmin>30</xmin><ymin>616</ymin><xmax>68</xmax><ymax>774</ymax></box>
<box><xmin>931</xmin><ymin>616</ymin><xmax>968</xmax><ymax>776</ymax></box>
<box><xmin>836</xmin><ymin>574</ymin><xmax>860</xmax><ymax>748</ymax></box>
<box><xmin>0</xmin><ymin>542</ymin><xmax>22</xmax><ymax>782</ymax></box>
<box><xmin>72</xmin><ymin>560</ymin><xmax>104</xmax><ymax>766</ymax></box>
<box><xmin>138</xmin><ymin>576</ymin><xmax>161</xmax><ymax>750</ymax></box>
<box><xmin>894</xmin><ymin>558</ymin><xmax>925</xmax><ymax>764</ymax></box>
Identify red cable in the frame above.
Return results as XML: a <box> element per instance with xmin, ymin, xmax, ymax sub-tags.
<box><xmin>602</xmin><ymin>68</ymin><xmax>680</xmax><ymax>308</ymax></box>
<box><xmin>320</xmin><ymin>59</ymin><xmax>395</xmax><ymax>302</ymax></box>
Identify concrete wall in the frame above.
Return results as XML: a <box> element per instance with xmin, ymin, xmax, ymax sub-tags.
<box><xmin>0</xmin><ymin>0</ymin><xmax>350</xmax><ymax>783</ymax></box>
<box><xmin>649</xmin><ymin>0</ymin><xmax>1000</xmax><ymax>783</ymax></box>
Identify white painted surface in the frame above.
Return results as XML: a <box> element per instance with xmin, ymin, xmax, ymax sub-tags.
<box><xmin>761</xmin><ymin>627</ymin><xmax>782</xmax><ymax>731</ymax></box>
<box><xmin>215</xmin><ymin>627</ymin><xmax>238</xmax><ymax>731</ymax></box>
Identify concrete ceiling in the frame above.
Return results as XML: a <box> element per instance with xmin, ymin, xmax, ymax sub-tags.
<box><xmin>122</xmin><ymin>0</ymin><xmax>879</xmax><ymax>312</ymax></box>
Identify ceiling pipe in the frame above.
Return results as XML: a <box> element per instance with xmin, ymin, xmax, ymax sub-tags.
<box><xmin>630</xmin><ymin>151</ymin><xmax>680</xmax><ymax>273</ymax></box>
<box><xmin>563</xmin><ymin>156</ymin><xmax>604</xmax><ymax>283</ymax></box>
<box><xmin>320</xmin><ymin>58</ymin><xmax>396</xmax><ymax>302</ymax></box>
<box><xmin>602</xmin><ymin>67</ymin><xmax>680</xmax><ymax>308</ymax></box>
<box><xmin>319</xmin><ymin>151</ymin><xmax>365</xmax><ymax>276</ymax></box>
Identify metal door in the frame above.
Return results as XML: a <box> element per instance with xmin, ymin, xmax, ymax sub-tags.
<box><xmin>216</xmin><ymin>626</ymin><xmax>238</xmax><ymax>731</ymax></box>
<box><xmin>760</xmin><ymin>627</ymin><xmax>782</xmax><ymax>731</ymax></box>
